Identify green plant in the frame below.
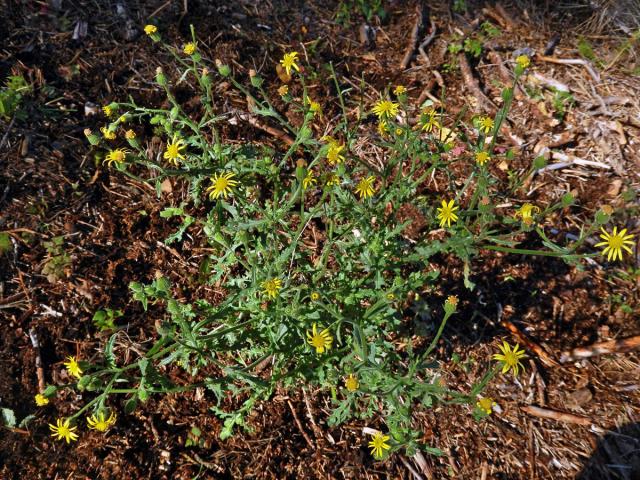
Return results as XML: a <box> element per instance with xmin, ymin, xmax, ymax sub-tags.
<box><xmin>49</xmin><ymin>28</ymin><xmax>618</xmax><ymax>460</ymax></box>
<box><xmin>0</xmin><ymin>75</ymin><xmax>31</xmax><ymax>120</ymax></box>
<box><xmin>92</xmin><ymin>308</ymin><xmax>123</xmax><ymax>331</ymax></box>
<box><xmin>551</xmin><ymin>89</ymin><xmax>575</xmax><ymax>120</ymax></box>
<box><xmin>336</xmin><ymin>0</ymin><xmax>385</xmax><ymax>24</ymax></box>
<box><xmin>42</xmin><ymin>236</ymin><xmax>71</xmax><ymax>283</ymax></box>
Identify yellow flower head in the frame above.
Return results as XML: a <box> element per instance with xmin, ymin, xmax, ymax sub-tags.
<box><xmin>444</xmin><ymin>295</ymin><xmax>458</xmax><ymax>314</ymax></box>
<box><xmin>306</xmin><ymin>323</ymin><xmax>333</xmax><ymax>354</ymax></box>
<box><xmin>144</xmin><ymin>25</ymin><xmax>157</xmax><ymax>35</ymax></box>
<box><xmin>345</xmin><ymin>374</ymin><xmax>359</xmax><ymax>392</ymax></box>
<box><xmin>478</xmin><ymin>116</ymin><xmax>494</xmax><ymax>135</ymax></box>
<box><xmin>368</xmin><ymin>431</ymin><xmax>391</xmax><ymax>459</ymax></box>
<box><xmin>261</xmin><ymin>278</ymin><xmax>282</xmax><ymax>299</ymax></box>
<box><xmin>302</xmin><ymin>171</ymin><xmax>317</xmax><ymax>190</ymax></box>
<box><xmin>377</xmin><ymin>120</ymin><xmax>389</xmax><ymax>137</ymax></box>
<box><xmin>104</xmin><ymin>148</ymin><xmax>128</xmax><ymax>167</ymax></box>
<box><xmin>515</xmin><ymin>203</ymin><xmax>540</xmax><ymax>225</ymax></box>
<box><xmin>87</xmin><ymin>411</ymin><xmax>117</xmax><ymax>432</ymax></box>
<box><xmin>102</xmin><ymin>105</ymin><xmax>114</xmax><ymax>118</ymax></box>
<box><xmin>206</xmin><ymin>172</ymin><xmax>238</xmax><ymax>200</ymax></box>
<box><xmin>306</xmin><ymin>97</ymin><xmax>322</xmax><ymax>117</ymax></box>
<box><xmin>310</xmin><ymin>292</ymin><xmax>320</xmax><ymax>301</ymax></box>
<box><xmin>595</xmin><ymin>227</ymin><xmax>635</xmax><ymax>262</ymax></box>
<box><xmin>516</xmin><ymin>55</ymin><xmax>530</xmax><ymax>70</ymax></box>
<box><xmin>278</xmin><ymin>85</ymin><xmax>289</xmax><ymax>96</ymax></box>
<box><xmin>436</xmin><ymin>199</ymin><xmax>459</xmax><ymax>228</ymax></box>
<box><xmin>476</xmin><ymin>397</ymin><xmax>497</xmax><ymax>415</ymax></box>
<box><xmin>419</xmin><ymin>108</ymin><xmax>439</xmax><ymax>133</ymax></box>
<box><xmin>393</xmin><ymin>85</ymin><xmax>407</xmax><ymax>96</ymax></box>
<box><xmin>326</xmin><ymin>173</ymin><xmax>340</xmax><ymax>187</ymax></box>
<box><xmin>64</xmin><ymin>356</ymin><xmax>83</xmax><ymax>379</ymax></box>
<box><xmin>183</xmin><ymin>42</ymin><xmax>197</xmax><ymax>55</ymax></box>
<box><xmin>492</xmin><ymin>341</ymin><xmax>526</xmax><ymax>376</ymax></box>
<box><xmin>355</xmin><ymin>176</ymin><xmax>376</xmax><ymax>200</ymax></box>
<box><xmin>124</xmin><ymin>129</ymin><xmax>136</xmax><ymax>139</ymax></box>
<box><xmin>280</xmin><ymin>52</ymin><xmax>300</xmax><ymax>76</ymax></box>
<box><xmin>49</xmin><ymin>418</ymin><xmax>79</xmax><ymax>443</ymax></box>
<box><xmin>100</xmin><ymin>126</ymin><xmax>116</xmax><ymax>140</ymax></box>
<box><xmin>372</xmin><ymin>100</ymin><xmax>399</xmax><ymax>121</ymax></box>
<box><xmin>386</xmin><ymin>292</ymin><xmax>395</xmax><ymax>301</ymax></box>
<box><xmin>35</xmin><ymin>394</ymin><xmax>49</xmax><ymax>407</ymax></box>
<box><xmin>475</xmin><ymin>151</ymin><xmax>490</xmax><ymax>166</ymax></box>
<box><xmin>163</xmin><ymin>137</ymin><xmax>186</xmax><ymax>165</ymax></box>
<box><xmin>326</xmin><ymin>143</ymin><xmax>345</xmax><ymax>165</ymax></box>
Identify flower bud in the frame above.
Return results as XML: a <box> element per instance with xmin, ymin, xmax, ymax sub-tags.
<box><xmin>216</xmin><ymin>59</ymin><xmax>230</xmax><ymax>77</ymax></box>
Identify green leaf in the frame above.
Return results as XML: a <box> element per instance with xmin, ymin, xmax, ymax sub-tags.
<box><xmin>124</xmin><ymin>396</ymin><xmax>138</xmax><ymax>414</ymax></box>
<box><xmin>1</xmin><ymin>408</ymin><xmax>16</xmax><ymax>428</ymax></box>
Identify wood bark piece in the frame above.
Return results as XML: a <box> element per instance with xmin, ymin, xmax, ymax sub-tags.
<box><xmin>400</xmin><ymin>2</ymin><xmax>428</xmax><ymax>69</ymax></box>
<box><xmin>537</xmin><ymin>55</ymin><xmax>601</xmax><ymax>83</ymax></box>
<box><xmin>231</xmin><ymin>109</ymin><xmax>295</xmax><ymax>146</ymax></box>
<box><xmin>458</xmin><ymin>53</ymin><xmax>497</xmax><ymax>114</ymax></box>
<box><xmin>521</xmin><ymin>405</ymin><xmax>593</xmax><ymax>426</ymax></box>
<box><xmin>500</xmin><ymin>319</ymin><xmax>560</xmax><ymax>367</ymax></box>
<box><xmin>560</xmin><ymin>335</ymin><xmax>640</xmax><ymax>363</ymax></box>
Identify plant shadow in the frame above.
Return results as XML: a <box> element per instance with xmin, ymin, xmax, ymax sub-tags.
<box><xmin>577</xmin><ymin>422</ymin><xmax>640</xmax><ymax>480</ymax></box>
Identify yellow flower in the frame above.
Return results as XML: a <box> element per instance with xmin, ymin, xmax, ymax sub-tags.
<box><xmin>492</xmin><ymin>341</ymin><xmax>526</xmax><ymax>376</ymax></box>
<box><xmin>436</xmin><ymin>199</ymin><xmax>459</xmax><ymax>228</ymax></box>
<box><xmin>595</xmin><ymin>227</ymin><xmax>635</xmax><ymax>261</ymax></box>
<box><xmin>302</xmin><ymin>171</ymin><xmax>317</xmax><ymax>190</ymax></box>
<box><xmin>478</xmin><ymin>116</ymin><xmax>494</xmax><ymax>135</ymax></box>
<box><xmin>372</xmin><ymin>100</ymin><xmax>399</xmax><ymax>121</ymax></box>
<box><xmin>307</xmin><ymin>98</ymin><xmax>322</xmax><ymax>117</ymax></box>
<box><xmin>515</xmin><ymin>203</ymin><xmax>540</xmax><ymax>225</ymax></box>
<box><xmin>100</xmin><ymin>126</ymin><xmax>116</xmax><ymax>140</ymax></box>
<box><xmin>475</xmin><ymin>151</ymin><xmax>490</xmax><ymax>166</ymax></box>
<box><xmin>345</xmin><ymin>374</ymin><xmax>359</xmax><ymax>392</ymax></box>
<box><xmin>206</xmin><ymin>172</ymin><xmax>238</xmax><ymax>200</ymax></box>
<box><xmin>125</xmin><ymin>129</ymin><xmax>136</xmax><ymax>139</ymax></box>
<box><xmin>163</xmin><ymin>137</ymin><xmax>186</xmax><ymax>165</ymax></box>
<box><xmin>326</xmin><ymin>143</ymin><xmax>345</xmax><ymax>165</ymax></box>
<box><xmin>183</xmin><ymin>42</ymin><xmax>197</xmax><ymax>55</ymax></box>
<box><xmin>104</xmin><ymin>148</ymin><xmax>128</xmax><ymax>167</ymax></box>
<box><xmin>64</xmin><ymin>356</ymin><xmax>83</xmax><ymax>379</ymax></box>
<box><xmin>326</xmin><ymin>173</ymin><xmax>340</xmax><ymax>187</ymax></box>
<box><xmin>393</xmin><ymin>85</ymin><xmax>407</xmax><ymax>96</ymax></box>
<box><xmin>87</xmin><ymin>411</ymin><xmax>116</xmax><ymax>432</ymax></box>
<box><xmin>355</xmin><ymin>176</ymin><xmax>376</xmax><ymax>200</ymax></box>
<box><xmin>386</xmin><ymin>292</ymin><xmax>395</xmax><ymax>301</ymax></box>
<box><xmin>280</xmin><ymin>52</ymin><xmax>300</xmax><ymax>76</ymax></box>
<box><xmin>377</xmin><ymin>120</ymin><xmax>389</xmax><ymax>136</ymax></box>
<box><xmin>35</xmin><ymin>394</ymin><xmax>49</xmax><ymax>407</ymax></box>
<box><xmin>368</xmin><ymin>431</ymin><xmax>391</xmax><ymax>459</ymax></box>
<box><xmin>419</xmin><ymin>108</ymin><xmax>439</xmax><ymax>133</ymax></box>
<box><xmin>278</xmin><ymin>85</ymin><xmax>289</xmax><ymax>96</ymax></box>
<box><xmin>310</xmin><ymin>292</ymin><xmax>320</xmax><ymax>301</ymax></box>
<box><xmin>49</xmin><ymin>418</ymin><xmax>79</xmax><ymax>443</ymax></box>
<box><xmin>476</xmin><ymin>397</ymin><xmax>496</xmax><ymax>415</ymax></box>
<box><xmin>516</xmin><ymin>55</ymin><xmax>530</xmax><ymax>69</ymax></box>
<box><xmin>306</xmin><ymin>323</ymin><xmax>333</xmax><ymax>354</ymax></box>
<box><xmin>144</xmin><ymin>25</ymin><xmax>157</xmax><ymax>35</ymax></box>
<box><xmin>444</xmin><ymin>295</ymin><xmax>458</xmax><ymax>314</ymax></box>
<box><xmin>261</xmin><ymin>278</ymin><xmax>282</xmax><ymax>299</ymax></box>
<box><xmin>102</xmin><ymin>105</ymin><xmax>114</xmax><ymax>117</ymax></box>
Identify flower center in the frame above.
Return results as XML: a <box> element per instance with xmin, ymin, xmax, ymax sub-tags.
<box><xmin>609</xmin><ymin>235</ymin><xmax>623</xmax><ymax>249</ymax></box>
<box><xmin>504</xmin><ymin>351</ymin><xmax>517</xmax><ymax>366</ymax></box>
<box><xmin>216</xmin><ymin>178</ymin><xmax>229</xmax><ymax>191</ymax></box>
<box><xmin>311</xmin><ymin>335</ymin><xmax>325</xmax><ymax>349</ymax></box>
<box><xmin>167</xmin><ymin>145</ymin><xmax>179</xmax><ymax>157</ymax></box>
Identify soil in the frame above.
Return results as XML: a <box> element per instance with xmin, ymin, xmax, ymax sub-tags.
<box><xmin>1</xmin><ymin>1</ymin><xmax>639</xmax><ymax>479</ymax></box>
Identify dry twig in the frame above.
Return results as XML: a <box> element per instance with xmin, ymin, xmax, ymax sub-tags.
<box><xmin>287</xmin><ymin>400</ymin><xmax>314</xmax><ymax>449</ymax></box>
<box><xmin>400</xmin><ymin>2</ymin><xmax>428</xmax><ymax>69</ymax></box>
<box><xmin>536</xmin><ymin>55</ymin><xmax>601</xmax><ymax>83</ymax></box>
<box><xmin>521</xmin><ymin>405</ymin><xmax>593</xmax><ymax>426</ymax></box>
<box><xmin>560</xmin><ymin>335</ymin><xmax>640</xmax><ymax>363</ymax></box>
<box><xmin>500</xmin><ymin>318</ymin><xmax>560</xmax><ymax>367</ymax></box>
